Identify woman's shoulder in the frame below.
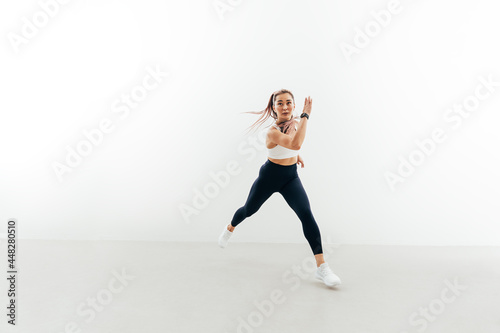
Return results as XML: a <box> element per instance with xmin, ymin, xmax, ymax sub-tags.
<box><xmin>266</xmin><ymin>124</ymin><xmax>281</xmax><ymax>141</ymax></box>
<box><xmin>269</xmin><ymin>123</ymin><xmax>281</xmax><ymax>131</ymax></box>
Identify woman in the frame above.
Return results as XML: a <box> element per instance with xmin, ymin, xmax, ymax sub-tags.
<box><xmin>218</xmin><ymin>89</ymin><xmax>341</xmax><ymax>287</ymax></box>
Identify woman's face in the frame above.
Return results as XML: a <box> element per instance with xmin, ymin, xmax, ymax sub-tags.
<box><xmin>273</xmin><ymin>93</ymin><xmax>295</xmax><ymax>123</ymax></box>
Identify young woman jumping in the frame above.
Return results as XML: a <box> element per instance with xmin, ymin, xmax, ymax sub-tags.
<box><xmin>218</xmin><ymin>89</ymin><xmax>341</xmax><ymax>287</ymax></box>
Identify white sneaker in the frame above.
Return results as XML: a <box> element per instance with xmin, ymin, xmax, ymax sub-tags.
<box><xmin>315</xmin><ymin>263</ymin><xmax>341</xmax><ymax>287</ymax></box>
<box><xmin>218</xmin><ymin>225</ymin><xmax>233</xmax><ymax>248</ymax></box>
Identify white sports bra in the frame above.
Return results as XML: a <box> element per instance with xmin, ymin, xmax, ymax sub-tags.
<box><xmin>267</xmin><ymin>123</ymin><xmax>300</xmax><ymax>159</ymax></box>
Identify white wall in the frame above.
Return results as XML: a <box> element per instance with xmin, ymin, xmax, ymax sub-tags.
<box><xmin>1</xmin><ymin>0</ymin><xmax>499</xmax><ymax>245</ymax></box>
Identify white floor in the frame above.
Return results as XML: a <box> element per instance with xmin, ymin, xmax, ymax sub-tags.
<box><xmin>2</xmin><ymin>240</ymin><xmax>500</xmax><ymax>333</ymax></box>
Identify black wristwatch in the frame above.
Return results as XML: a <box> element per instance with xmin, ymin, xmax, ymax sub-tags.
<box><xmin>300</xmin><ymin>112</ymin><xmax>309</xmax><ymax>119</ymax></box>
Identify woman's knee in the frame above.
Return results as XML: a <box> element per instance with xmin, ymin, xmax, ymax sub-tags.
<box><xmin>296</xmin><ymin>209</ymin><xmax>315</xmax><ymax>222</ymax></box>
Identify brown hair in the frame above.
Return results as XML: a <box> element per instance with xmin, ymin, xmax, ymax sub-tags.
<box><xmin>241</xmin><ymin>89</ymin><xmax>298</xmax><ymax>136</ymax></box>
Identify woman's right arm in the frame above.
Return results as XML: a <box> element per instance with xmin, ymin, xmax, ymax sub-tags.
<box><xmin>292</xmin><ymin>96</ymin><xmax>313</xmax><ymax>149</ymax></box>
<box><xmin>290</xmin><ymin>115</ymin><xmax>308</xmax><ymax>150</ymax></box>
<box><xmin>267</xmin><ymin>96</ymin><xmax>312</xmax><ymax>150</ymax></box>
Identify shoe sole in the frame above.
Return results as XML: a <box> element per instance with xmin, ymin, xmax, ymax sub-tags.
<box><xmin>315</xmin><ymin>274</ymin><xmax>341</xmax><ymax>287</ymax></box>
<box><xmin>218</xmin><ymin>233</ymin><xmax>230</xmax><ymax>248</ymax></box>
<box><xmin>218</xmin><ymin>237</ymin><xmax>227</xmax><ymax>248</ymax></box>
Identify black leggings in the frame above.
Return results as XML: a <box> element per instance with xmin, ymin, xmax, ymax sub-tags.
<box><xmin>230</xmin><ymin>159</ymin><xmax>323</xmax><ymax>255</ymax></box>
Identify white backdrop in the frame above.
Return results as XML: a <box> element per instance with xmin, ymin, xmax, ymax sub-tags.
<box><xmin>1</xmin><ymin>0</ymin><xmax>499</xmax><ymax>245</ymax></box>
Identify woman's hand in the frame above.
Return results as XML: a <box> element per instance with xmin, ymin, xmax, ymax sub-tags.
<box><xmin>303</xmin><ymin>96</ymin><xmax>312</xmax><ymax>116</ymax></box>
<box><xmin>297</xmin><ymin>154</ymin><xmax>305</xmax><ymax>168</ymax></box>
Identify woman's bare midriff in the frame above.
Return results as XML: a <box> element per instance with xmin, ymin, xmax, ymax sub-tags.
<box><xmin>267</xmin><ymin>156</ymin><xmax>297</xmax><ymax>166</ymax></box>
<box><xmin>266</xmin><ymin>125</ymin><xmax>298</xmax><ymax>166</ymax></box>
